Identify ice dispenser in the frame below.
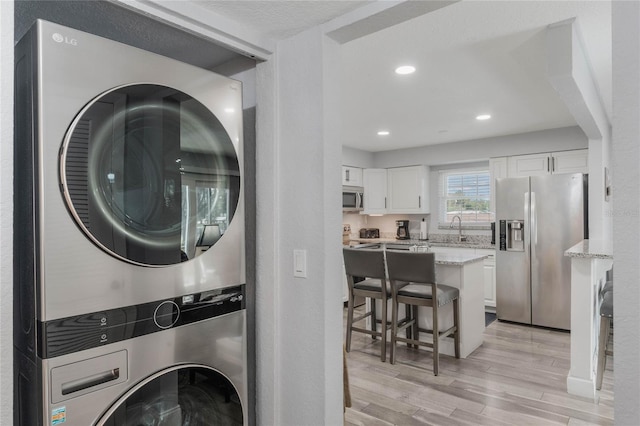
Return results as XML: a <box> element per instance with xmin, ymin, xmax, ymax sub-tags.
<box><xmin>499</xmin><ymin>220</ymin><xmax>525</xmax><ymax>251</ymax></box>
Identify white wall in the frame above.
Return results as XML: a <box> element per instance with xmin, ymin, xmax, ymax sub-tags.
<box><xmin>0</xmin><ymin>1</ymin><xmax>14</xmax><ymax>421</ymax></box>
<box><xmin>342</xmin><ymin>145</ymin><xmax>374</xmax><ymax>168</ymax></box>
<box><xmin>546</xmin><ymin>19</ymin><xmax>612</xmax><ymax>242</ymax></box>
<box><xmin>256</xmin><ymin>27</ymin><xmax>343</xmax><ymax>425</ymax></box>
<box><xmin>612</xmin><ymin>1</ymin><xmax>640</xmax><ymax>423</ymax></box>
<box><xmin>372</xmin><ymin>125</ymin><xmax>587</xmax><ymax>167</ymax></box>
<box><xmin>254</xmin><ymin>54</ymin><xmax>279</xmax><ymax>425</ymax></box>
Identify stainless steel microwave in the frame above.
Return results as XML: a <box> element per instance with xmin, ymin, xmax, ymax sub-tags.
<box><xmin>343</xmin><ymin>186</ymin><xmax>364</xmax><ymax>212</ymax></box>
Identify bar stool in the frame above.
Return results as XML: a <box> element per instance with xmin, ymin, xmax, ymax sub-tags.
<box><xmin>343</xmin><ymin>247</ymin><xmax>390</xmax><ymax>362</ymax></box>
<box><xmin>601</xmin><ymin>267</ymin><xmax>613</xmax><ymax>296</ymax></box>
<box><xmin>385</xmin><ymin>250</ymin><xmax>460</xmax><ymax>375</ymax></box>
<box><xmin>596</xmin><ymin>287</ymin><xmax>613</xmax><ymax>390</ymax></box>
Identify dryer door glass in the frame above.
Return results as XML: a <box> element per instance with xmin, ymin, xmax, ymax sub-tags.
<box><xmin>60</xmin><ymin>84</ymin><xmax>241</xmax><ymax>266</ymax></box>
<box><xmin>98</xmin><ymin>366</ymin><xmax>243</xmax><ymax>425</ymax></box>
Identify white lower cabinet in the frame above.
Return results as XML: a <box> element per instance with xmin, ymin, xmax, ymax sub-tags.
<box><xmin>477</xmin><ymin>249</ymin><xmax>496</xmax><ymax>309</ymax></box>
<box><xmin>430</xmin><ymin>246</ymin><xmax>496</xmax><ymax>310</ymax></box>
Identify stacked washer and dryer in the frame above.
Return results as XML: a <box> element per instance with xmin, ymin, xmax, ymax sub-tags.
<box><xmin>14</xmin><ymin>20</ymin><xmax>248</xmax><ymax>425</ymax></box>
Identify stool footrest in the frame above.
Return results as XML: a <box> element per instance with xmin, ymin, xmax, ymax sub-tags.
<box><xmin>395</xmin><ymin>318</ymin><xmax>415</xmax><ymax>332</ymax></box>
<box><xmin>438</xmin><ymin>325</ymin><xmax>457</xmax><ymax>339</ymax></box>
<box><xmin>394</xmin><ymin>336</ymin><xmax>434</xmax><ymax>350</ymax></box>
<box><xmin>413</xmin><ymin>325</ymin><xmax>457</xmax><ymax>338</ymax></box>
<box><xmin>351</xmin><ymin>312</ymin><xmax>372</xmax><ymax>323</ymax></box>
<box><xmin>350</xmin><ymin>326</ymin><xmax>382</xmax><ymax>337</ymax></box>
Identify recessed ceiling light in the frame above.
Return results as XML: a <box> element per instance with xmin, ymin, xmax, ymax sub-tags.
<box><xmin>476</xmin><ymin>114</ymin><xmax>491</xmax><ymax>120</ymax></box>
<box><xmin>224</xmin><ymin>108</ymin><xmax>235</xmax><ymax>113</ymax></box>
<box><xmin>377</xmin><ymin>130</ymin><xmax>390</xmax><ymax>136</ymax></box>
<box><xmin>395</xmin><ymin>65</ymin><xmax>416</xmax><ymax>75</ymax></box>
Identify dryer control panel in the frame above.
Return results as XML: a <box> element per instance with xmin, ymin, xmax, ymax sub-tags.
<box><xmin>38</xmin><ymin>285</ymin><xmax>245</xmax><ymax>359</ymax></box>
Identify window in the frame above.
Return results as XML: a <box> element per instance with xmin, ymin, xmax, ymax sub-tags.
<box><xmin>439</xmin><ymin>169</ymin><xmax>493</xmax><ymax>225</ymax></box>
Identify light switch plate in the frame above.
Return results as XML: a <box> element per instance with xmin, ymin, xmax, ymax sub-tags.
<box><xmin>293</xmin><ymin>249</ymin><xmax>307</xmax><ymax>278</ymax></box>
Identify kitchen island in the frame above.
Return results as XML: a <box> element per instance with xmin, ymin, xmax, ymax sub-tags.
<box><xmin>364</xmin><ymin>246</ymin><xmax>487</xmax><ymax>359</ymax></box>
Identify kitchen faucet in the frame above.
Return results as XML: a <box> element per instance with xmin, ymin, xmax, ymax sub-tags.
<box><xmin>449</xmin><ymin>215</ymin><xmax>467</xmax><ymax>242</ymax></box>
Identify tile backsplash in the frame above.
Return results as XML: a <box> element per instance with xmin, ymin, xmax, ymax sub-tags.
<box><xmin>342</xmin><ymin>212</ymin><xmax>492</xmax><ymax>242</ymax></box>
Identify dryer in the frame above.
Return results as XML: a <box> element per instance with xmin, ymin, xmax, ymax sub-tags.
<box><xmin>14</xmin><ymin>20</ymin><xmax>247</xmax><ymax>425</ymax></box>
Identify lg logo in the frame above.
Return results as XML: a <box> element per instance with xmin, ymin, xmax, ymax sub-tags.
<box><xmin>52</xmin><ymin>33</ymin><xmax>78</xmax><ymax>46</ymax></box>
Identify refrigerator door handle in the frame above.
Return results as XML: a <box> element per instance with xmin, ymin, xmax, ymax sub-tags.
<box><xmin>530</xmin><ymin>192</ymin><xmax>536</xmax><ymax>245</ymax></box>
<box><xmin>524</xmin><ymin>191</ymin><xmax>531</xmax><ymax>252</ymax></box>
<box><xmin>529</xmin><ymin>190</ymin><xmax>537</xmax><ymax>287</ymax></box>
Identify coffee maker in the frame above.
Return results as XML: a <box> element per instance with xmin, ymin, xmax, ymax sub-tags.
<box><xmin>396</xmin><ymin>220</ymin><xmax>410</xmax><ymax>240</ymax></box>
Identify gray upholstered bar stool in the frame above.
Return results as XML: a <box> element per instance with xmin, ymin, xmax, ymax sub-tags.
<box><xmin>596</xmin><ymin>287</ymin><xmax>613</xmax><ymax>390</ymax></box>
<box><xmin>385</xmin><ymin>250</ymin><xmax>460</xmax><ymax>375</ymax></box>
<box><xmin>601</xmin><ymin>267</ymin><xmax>613</xmax><ymax>296</ymax></box>
<box><xmin>343</xmin><ymin>247</ymin><xmax>390</xmax><ymax>362</ymax></box>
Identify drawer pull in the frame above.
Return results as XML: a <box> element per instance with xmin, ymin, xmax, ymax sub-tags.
<box><xmin>61</xmin><ymin>368</ymin><xmax>120</xmax><ymax>395</ymax></box>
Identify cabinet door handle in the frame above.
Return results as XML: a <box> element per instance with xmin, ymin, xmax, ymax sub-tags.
<box><xmin>345</xmin><ymin>169</ymin><xmax>350</xmax><ymax>182</ymax></box>
<box><xmin>384</xmin><ymin>197</ymin><xmax>387</xmax><ymax>209</ymax></box>
<box><xmin>552</xmin><ymin>156</ymin><xmax>555</xmax><ymax>172</ymax></box>
<box><xmin>418</xmin><ymin>196</ymin><xmax>421</xmax><ymax>208</ymax></box>
<box><xmin>547</xmin><ymin>157</ymin><xmax>550</xmax><ymax>172</ymax></box>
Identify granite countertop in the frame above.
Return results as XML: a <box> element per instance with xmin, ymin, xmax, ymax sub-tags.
<box><xmin>565</xmin><ymin>239</ymin><xmax>613</xmax><ymax>260</ymax></box>
<box><xmin>434</xmin><ymin>252</ymin><xmax>488</xmax><ymax>266</ymax></box>
<box><xmin>345</xmin><ymin>239</ymin><xmax>488</xmax><ymax>265</ymax></box>
<box><xmin>348</xmin><ymin>238</ymin><xmax>495</xmax><ymax>250</ymax></box>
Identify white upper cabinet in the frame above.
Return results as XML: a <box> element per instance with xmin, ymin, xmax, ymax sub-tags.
<box><xmin>508</xmin><ymin>153</ymin><xmax>551</xmax><ymax>176</ymax></box>
<box><xmin>342</xmin><ymin>166</ymin><xmax>363</xmax><ymax>186</ymax></box>
<box><xmin>507</xmin><ymin>149</ymin><xmax>588</xmax><ymax>177</ymax></box>
<box><xmin>387</xmin><ymin>166</ymin><xmax>430</xmax><ymax>214</ymax></box>
<box><xmin>363</xmin><ymin>168</ymin><xmax>388</xmax><ymax>214</ymax></box>
<box><xmin>552</xmin><ymin>149</ymin><xmax>589</xmax><ymax>174</ymax></box>
<box><xmin>489</xmin><ymin>157</ymin><xmax>508</xmax><ymax>214</ymax></box>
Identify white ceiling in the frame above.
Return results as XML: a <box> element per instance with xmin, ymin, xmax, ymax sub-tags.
<box><xmin>197</xmin><ymin>0</ymin><xmax>612</xmax><ymax>153</ymax></box>
<box><xmin>194</xmin><ymin>0</ymin><xmax>373</xmax><ymax>40</ymax></box>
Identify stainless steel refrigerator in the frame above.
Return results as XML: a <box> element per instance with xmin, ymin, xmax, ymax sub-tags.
<box><xmin>495</xmin><ymin>173</ymin><xmax>587</xmax><ymax>330</ymax></box>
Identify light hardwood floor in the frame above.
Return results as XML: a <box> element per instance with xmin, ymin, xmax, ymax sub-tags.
<box><xmin>344</xmin><ymin>308</ymin><xmax>614</xmax><ymax>426</ymax></box>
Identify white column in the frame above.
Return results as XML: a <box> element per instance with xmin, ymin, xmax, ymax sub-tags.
<box><xmin>0</xmin><ymin>0</ymin><xmax>15</xmax><ymax>421</ymax></box>
<box><xmin>256</xmin><ymin>27</ymin><xmax>343</xmax><ymax>426</ymax></box>
<box><xmin>612</xmin><ymin>1</ymin><xmax>640</xmax><ymax>423</ymax></box>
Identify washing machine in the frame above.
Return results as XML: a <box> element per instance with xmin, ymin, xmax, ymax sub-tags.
<box><xmin>14</xmin><ymin>20</ymin><xmax>247</xmax><ymax>425</ymax></box>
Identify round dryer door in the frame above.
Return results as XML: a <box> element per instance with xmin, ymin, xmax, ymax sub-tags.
<box><xmin>60</xmin><ymin>84</ymin><xmax>241</xmax><ymax>266</ymax></box>
<box><xmin>97</xmin><ymin>366</ymin><xmax>243</xmax><ymax>425</ymax></box>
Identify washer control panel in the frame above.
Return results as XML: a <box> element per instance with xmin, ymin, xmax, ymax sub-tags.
<box><xmin>39</xmin><ymin>285</ymin><xmax>244</xmax><ymax>359</ymax></box>
<box><xmin>153</xmin><ymin>301</ymin><xmax>180</xmax><ymax>329</ymax></box>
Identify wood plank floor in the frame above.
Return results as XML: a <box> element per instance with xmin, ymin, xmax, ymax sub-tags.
<box><xmin>344</xmin><ymin>307</ymin><xmax>614</xmax><ymax>426</ymax></box>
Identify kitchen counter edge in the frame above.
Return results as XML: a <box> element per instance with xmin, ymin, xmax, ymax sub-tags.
<box><xmin>344</xmin><ymin>243</ymin><xmax>488</xmax><ymax>266</ymax></box>
<box><xmin>564</xmin><ymin>239</ymin><xmax>613</xmax><ymax>260</ymax></box>
<box><xmin>348</xmin><ymin>238</ymin><xmax>495</xmax><ymax>250</ymax></box>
